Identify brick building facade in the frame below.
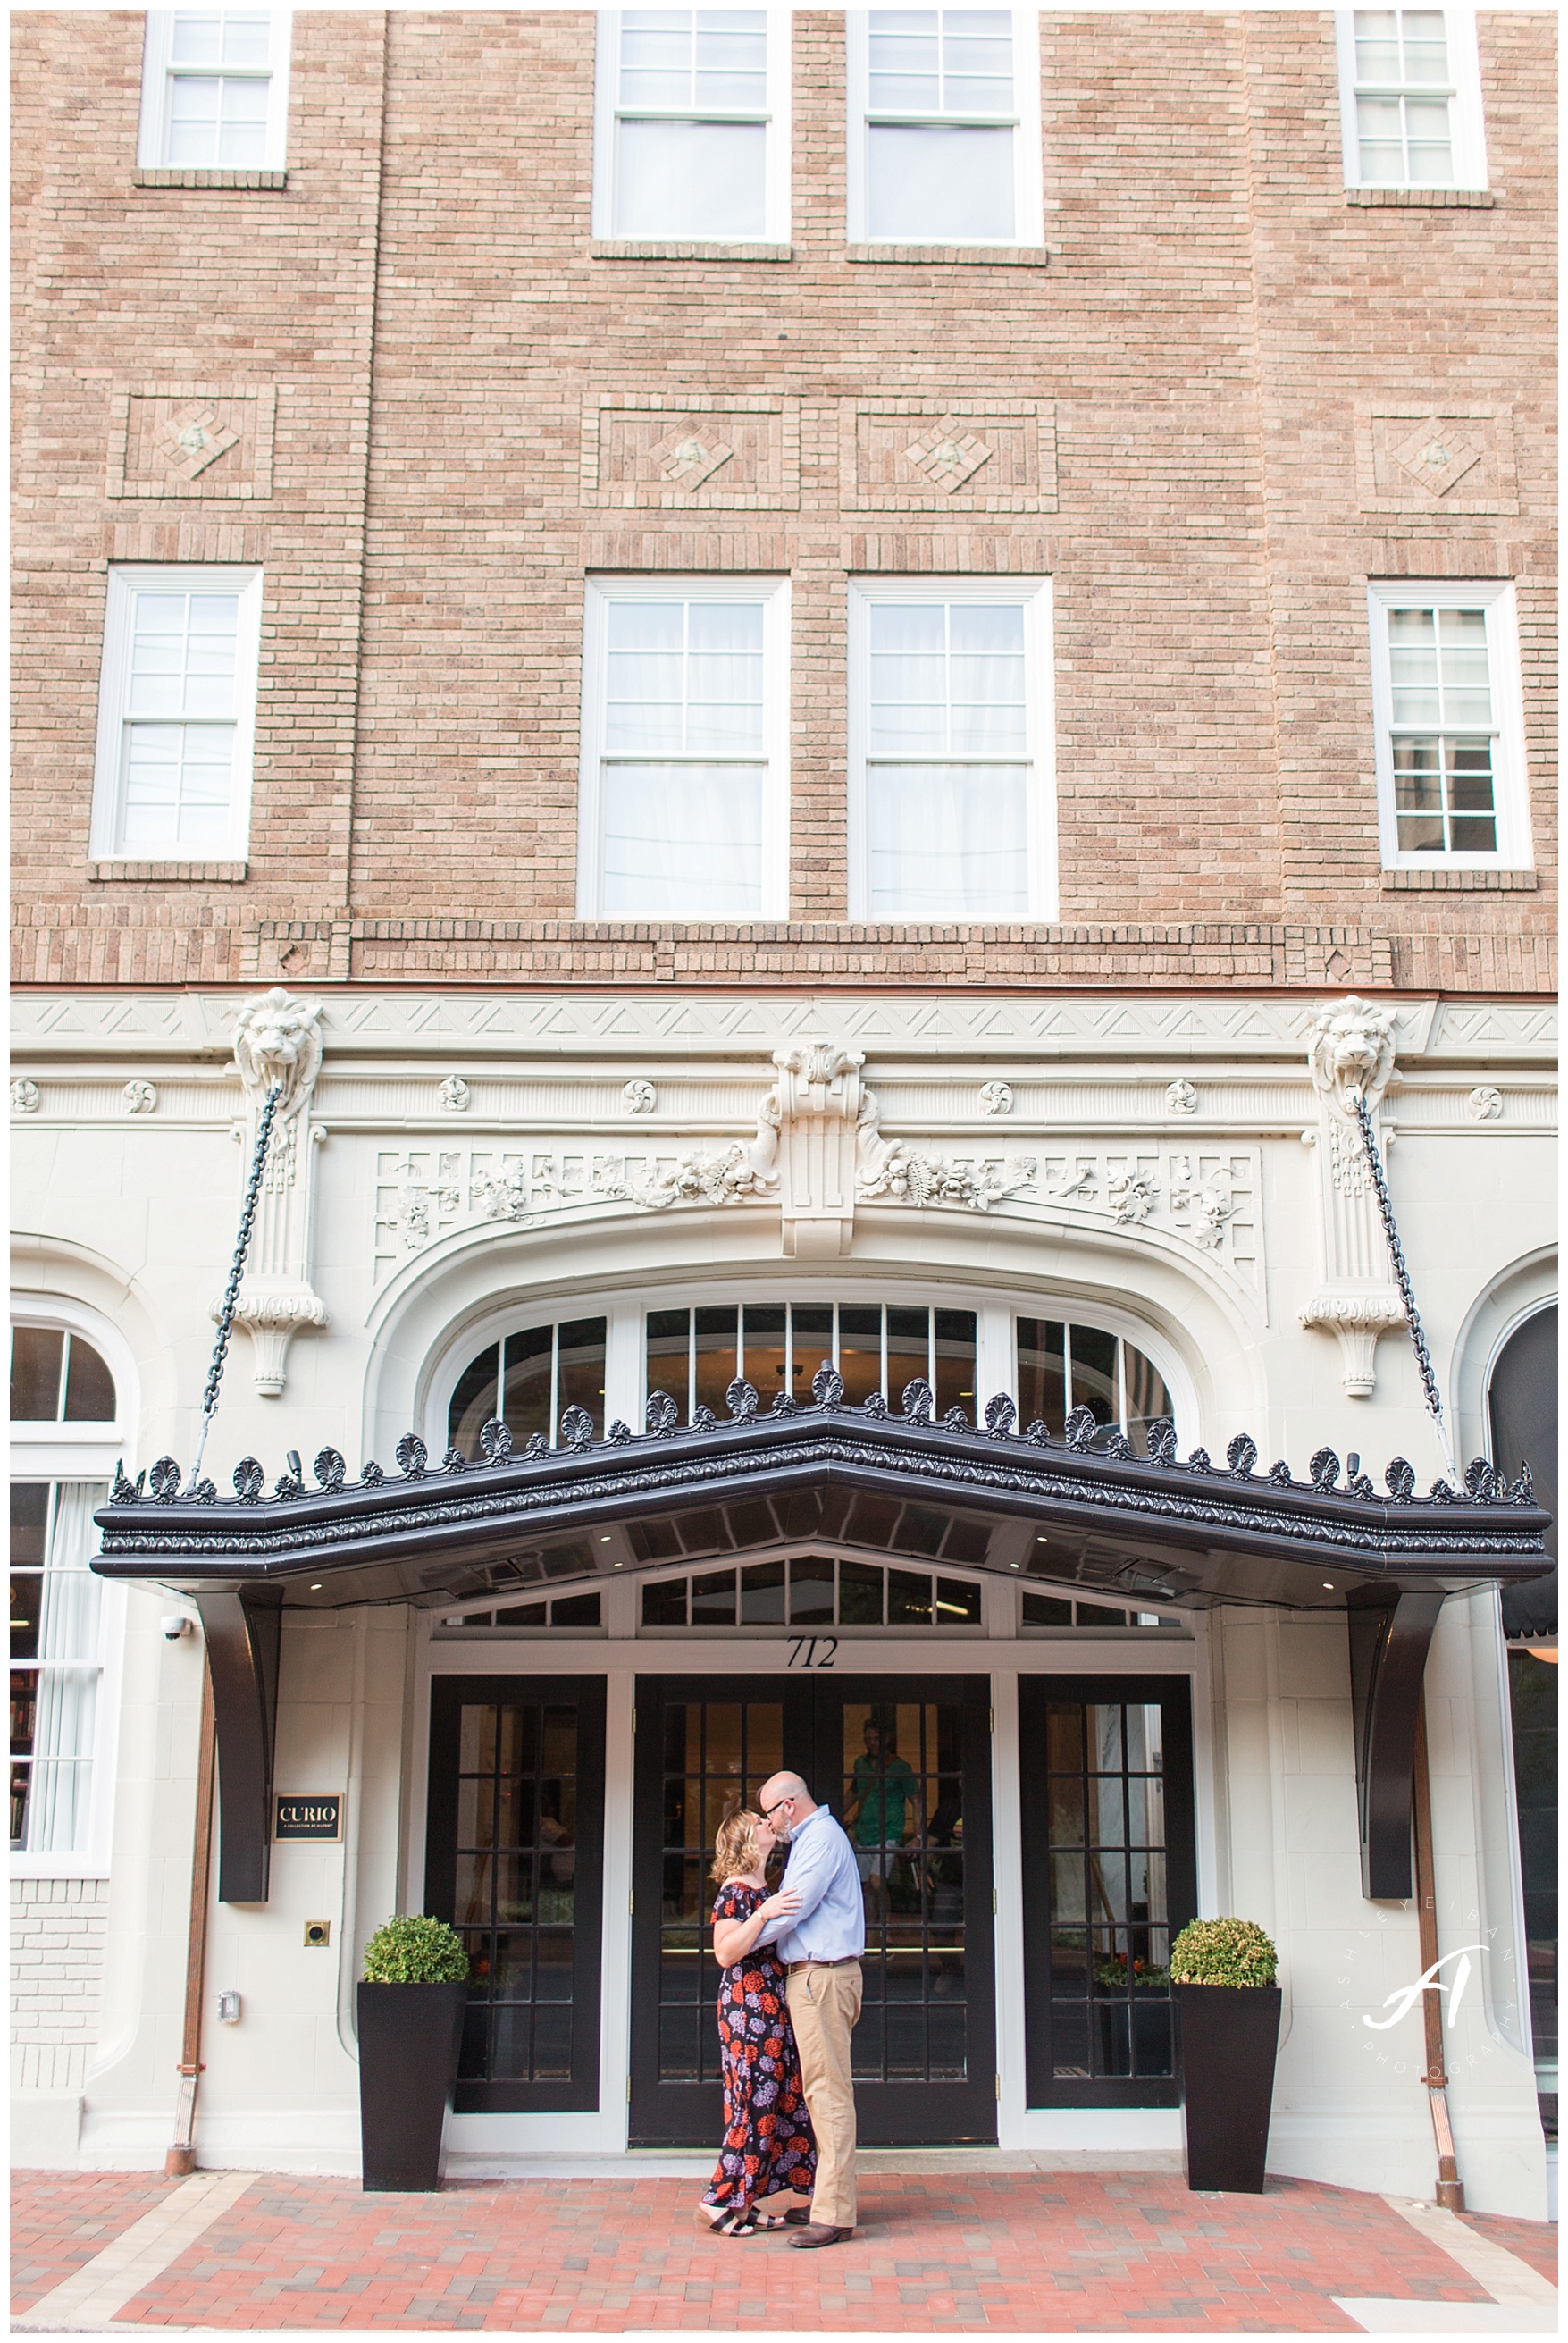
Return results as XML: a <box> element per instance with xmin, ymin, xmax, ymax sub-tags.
<box><xmin>11</xmin><ymin>9</ymin><xmax>1556</xmax><ymax>2213</ymax></box>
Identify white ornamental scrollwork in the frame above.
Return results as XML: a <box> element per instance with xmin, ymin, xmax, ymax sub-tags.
<box><xmin>1109</xmin><ymin>1171</ymin><xmax>1160</xmax><ymax>1225</ymax></box>
<box><xmin>979</xmin><ymin>1079</ymin><xmax>1013</xmax><ymax>1117</ymax></box>
<box><xmin>1466</xmin><ymin>1085</ymin><xmax>1503</xmax><ymax>1121</ymax></box>
<box><xmin>122</xmin><ymin>1079</ymin><xmax>158</xmax><ymax>1116</ymax></box>
<box><xmin>1165</xmin><ymin>1079</ymin><xmax>1198</xmax><ymax>1116</ymax></box>
<box><xmin>622</xmin><ymin>1079</ymin><xmax>657</xmax><ymax>1115</ymax></box>
<box><xmin>438</xmin><ymin>1075</ymin><xmax>472</xmax><ymax>1113</ymax></box>
<box><xmin>11</xmin><ymin>1079</ymin><xmax>40</xmax><ymax>1115</ymax></box>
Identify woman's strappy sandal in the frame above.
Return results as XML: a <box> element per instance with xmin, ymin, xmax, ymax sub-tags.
<box><xmin>697</xmin><ymin>2205</ymin><xmax>758</xmax><ymax>2238</ymax></box>
<box><xmin>750</xmin><ymin>2202</ymin><xmax>812</xmax><ymax>2230</ymax></box>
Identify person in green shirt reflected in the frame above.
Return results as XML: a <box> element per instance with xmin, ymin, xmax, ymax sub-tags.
<box><xmin>843</xmin><ymin>1718</ymin><xmax>923</xmax><ymax>1919</ymax></box>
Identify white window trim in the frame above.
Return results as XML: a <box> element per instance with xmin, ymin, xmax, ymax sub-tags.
<box><xmin>845</xmin><ymin>7</ymin><xmax>1043</xmax><ymax>248</ymax></box>
<box><xmin>591</xmin><ymin>9</ymin><xmax>792</xmax><ymax>243</ymax></box>
<box><xmin>9</xmin><ymin>1300</ymin><xmax>135</xmax><ymax>1880</ymax></box>
<box><xmin>138</xmin><ymin>9</ymin><xmax>293</xmax><ymax>171</ymax></box>
<box><xmin>1366</xmin><ymin>578</ymin><xmax>1530</xmax><ymax>871</ymax></box>
<box><xmin>847</xmin><ymin>574</ymin><xmax>1057</xmax><ymax>923</ymax></box>
<box><xmin>576</xmin><ymin>573</ymin><xmax>791</xmax><ymax>921</ymax></box>
<box><xmin>88</xmin><ymin>564</ymin><xmax>263</xmax><ymax>866</ymax></box>
<box><xmin>1335</xmin><ymin>7</ymin><xmax>1488</xmax><ymax>191</ymax></box>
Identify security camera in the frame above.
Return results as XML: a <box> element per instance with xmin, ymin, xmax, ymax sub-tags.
<box><xmin>161</xmin><ymin>1613</ymin><xmax>193</xmax><ymax>1641</ymax></box>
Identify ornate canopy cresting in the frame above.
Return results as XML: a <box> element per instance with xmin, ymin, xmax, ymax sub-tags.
<box><xmin>93</xmin><ymin>1379</ymin><xmax>1549</xmax><ymax>1907</ymax></box>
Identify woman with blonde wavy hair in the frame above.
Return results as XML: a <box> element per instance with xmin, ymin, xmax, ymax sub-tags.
<box><xmin>696</xmin><ymin>1807</ymin><xmax>816</xmax><ymax>2238</ymax></box>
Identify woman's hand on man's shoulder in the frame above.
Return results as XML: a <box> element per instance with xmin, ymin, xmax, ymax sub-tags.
<box><xmin>758</xmin><ymin>1887</ymin><xmax>801</xmax><ymax>1922</ymax></box>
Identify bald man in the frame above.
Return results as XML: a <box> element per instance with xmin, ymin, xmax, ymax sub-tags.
<box><xmin>755</xmin><ymin>1770</ymin><xmax>866</xmax><ymax>2246</ymax></box>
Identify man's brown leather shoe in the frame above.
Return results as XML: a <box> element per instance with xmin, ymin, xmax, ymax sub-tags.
<box><xmin>787</xmin><ymin>2223</ymin><xmax>853</xmax><ymax>2248</ymax></box>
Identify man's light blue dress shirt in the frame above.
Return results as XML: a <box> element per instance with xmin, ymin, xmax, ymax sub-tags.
<box><xmin>757</xmin><ymin>1803</ymin><xmax>866</xmax><ymax>1965</ymax></box>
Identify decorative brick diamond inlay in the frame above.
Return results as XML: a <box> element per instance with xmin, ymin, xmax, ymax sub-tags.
<box><xmin>1391</xmin><ymin>416</ymin><xmax>1484</xmax><ymax>497</ymax></box>
<box><xmin>905</xmin><ymin>420</ymin><xmax>994</xmax><ymax>491</ymax></box>
<box><xmin>157</xmin><ymin>402</ymin><xmax>240</xmax><ymax>482</ymax></box>
<box><xmin>650</xmin><ymin>425</ymin><xmax>734</xmax><ymax>489</ymax></box>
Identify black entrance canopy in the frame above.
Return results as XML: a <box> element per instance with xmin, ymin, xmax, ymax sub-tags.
<box><xmin>94</xmin><ymin>1374</ymin><xmax>1550</xmax><ymax>1908</ymax></box>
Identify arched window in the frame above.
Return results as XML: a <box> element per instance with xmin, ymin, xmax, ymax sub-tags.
<box><xmin>9</xmin><ymin>1323</ymin><xmax>119</xmax><ymax>1862</ymax></box>
<box><xmin>448</xmin><ymin>1316</ymin><xmax>608</xmax><ymax>1455</ymax></box>
<box><xmin>9</xmin><ymin>1326</ymin><xmax>116</xmax><ymax>1423</ymax></box>
<box><xmin>1016</xmin><ymin>1318</ymin><xmax>1173</xmax><ymax>1454</ymax></box>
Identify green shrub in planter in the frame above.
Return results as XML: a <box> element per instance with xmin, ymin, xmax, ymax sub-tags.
<box><xmin>1171</xmin><ymin>1919</ymin><xmax>1281</xmax><ymax>2193</ymax></box>
<box><xmin>1170</xmin><ymin>1916</ymin><xmax>1277</xmax><ymax>1989</ymax></box>
<box><xmin>361</xmin><ymin>1915</ymin><xmax>469</xmax><ymax>1985</ymax></box>
<box><xmin>357</xmin><ymin>1918</ymin><xmax>470</xmax><ymax>2190</ymax></box>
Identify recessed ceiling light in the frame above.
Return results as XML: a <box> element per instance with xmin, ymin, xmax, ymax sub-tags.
<box><xmin>1010</xmin><ymin>1561</ymin><xmax>1020</xmax><ymax>1570</ymax></box>
<box><xmin>310</xmin><ymin>1583</ymin><xmax>323</xmax><ymax>1591</ymax></box>
<box><xmin>600</xmin><ymin>1535</ymin><xmax>612</xmax><ymax>1542</ymax></box>
<box><xmin>1323</xmin><ymin>1581</ymin><xmax>1334</xmax><ymax>1590</ymax></box>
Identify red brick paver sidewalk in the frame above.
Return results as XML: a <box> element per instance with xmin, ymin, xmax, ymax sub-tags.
<box><xmin>10</xmin><ymin>2171</ymin><xmax>183</xmax><ymax>2313</ymax></box>
<box><xmin>13</xmin><ymin>2169</ymin><xmax>1535</xmax><ymax>2333</ymax></box>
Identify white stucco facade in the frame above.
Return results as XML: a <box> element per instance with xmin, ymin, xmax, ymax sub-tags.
<box><xmin>8</xmin><ymin>985</ymin><xmax>1555</xmax><ymax>2216</ymax></box>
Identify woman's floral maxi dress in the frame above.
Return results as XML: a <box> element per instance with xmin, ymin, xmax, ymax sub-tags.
<box><xmin>700</xmin><ymin>1881</ymin><xmax>817</xmax><ymax>2216</ymax></box>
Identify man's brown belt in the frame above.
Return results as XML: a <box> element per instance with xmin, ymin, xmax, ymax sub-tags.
<box><xmin>785</xmin><ymin>1956</ymin><xmax>861</xmax><ymax>1971</ymax></box>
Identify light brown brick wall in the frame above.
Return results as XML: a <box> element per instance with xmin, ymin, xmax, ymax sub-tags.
<box><xmin>11</xmin><ymin>11</ymin><xmax>1556</xmax><ymax>992</ymax></box>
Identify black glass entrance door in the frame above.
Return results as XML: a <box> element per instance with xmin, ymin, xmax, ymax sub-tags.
<box><xmin>1019</xmin><ymin>1675</ymin><xmax>1195</xmax><ymax>2108</ymax></box>
<box><xmin>424</xmin><ymin>1675</ymin><xmax>605</xmax><ymax>2112</ymax></box>
<box><xmin>629</xmin><ymin>1673</ymin><xmax>995</xmax><ymax>2146</ymax></box>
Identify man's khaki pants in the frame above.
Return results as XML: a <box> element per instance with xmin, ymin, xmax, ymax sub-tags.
<box><xmin>785</xmin><ymin>1960</ymin><xmax>863</xmax><ymax>2230</ymax></box>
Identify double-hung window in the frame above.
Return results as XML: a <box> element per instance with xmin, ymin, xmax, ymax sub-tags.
<box><xmin>578</xmin><ymin>577</ymin><xmax>790</xmax><ymax>920</ymax></box>
<box><xmin>1337</xmin><ymin>10</ymin><xmax>1487</xmax><ymax>189</ymax></box>
<box><xmin>1367</xmin><ymin>580</ymin><xmax>1529</xmax><ymax>867</ymax></box>
<box><xmin>138</xmin><ymin>10</ymin><xmax>292</xmax><ymax>172</ymax></box>
<box><xmin>849</xmin><ymin>578</ymin><xmax>1054</xmax><ymax>921</ymax></box>
<box><xmin>847</xmin><ymin>9</ymin><xmax>1042</xmax><ymax>247</ymax></box>
<box><xmin>10</xmin><ymin>1324</ymin><xmax>122</xmax><ymax>1870</ymax></box>
<box><xmin>90</xmin><ymin>566</ymin><xmax>262</xmax><ymax>862</ymax></box>
<box><xmin>593</xmin><ymin>10</ymin><xmax>789</xmax><ymax>242</ymax></box>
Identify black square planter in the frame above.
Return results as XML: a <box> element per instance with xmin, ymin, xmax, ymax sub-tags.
<box><xmin>357</xmin><ymin>1980</ymin><xmax>468</xmax><ymax>2191</ymax></box>
<box><xmin>1176</xmin><ymin>1982</ymin><xmax>1282</xmax><ymax>2193</ymax></box>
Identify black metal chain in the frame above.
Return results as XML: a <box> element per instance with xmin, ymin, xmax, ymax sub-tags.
<box><xmin>190</xmin><ymin>1082</ymin><xmax>281</xmax><ymax>1480</ymax></box>
<box><xmin>1350</xmin><ymin>1088</ymin><xmax>1455</xmax><ymax>1472</ymax></box>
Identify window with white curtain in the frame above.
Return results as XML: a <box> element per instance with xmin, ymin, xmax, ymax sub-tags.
<box><xmin>593</xmin><ymin>9</ymin><xmax>790</xmax><ymax>241</ymax></box>
<box><xmin>10</xmin><ymin>1482</ymin><xmax>107</xmax><ymax>1859</ymax></box>
<box><xmin>578</xmin><ymin>576</ymin><xmax>790</xmax><ymax>919</ymax></box>
<box><xmin>1366</xmin><ymin>580</ymin><xmax>1530</xmax><ymax>868</ymax></box>
<box><xmin>847</xmin><ymin>8</ymin><xmax>1042</xmax><ymax>246</ymax></box>
<box><xmin>849</xmin><ymin>577</ymin><xmax>1054</xmax><ymax>921</ymax></box>
<box><xmin>138</xmin><ymin>10</ymin><xmax>292</xmax><ymax>171</ymax></box>
<box><xmin>89</xmin><ymin>566</ymin><xmax>262</xmax><ymax>862</ymax></box>
<box><xmin>1336</xmin><ymin>9</ymin><xmax>1487</xmax><ymax>189</ymax></box>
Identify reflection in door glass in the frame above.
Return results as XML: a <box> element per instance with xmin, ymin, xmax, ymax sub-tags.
<box><xmin>658</xmin><ymin>1699</ymin><xmax>784</xmax><ymax>2087</ymax></box>
<box><xmin>1045</xmin><ymin>1699</ymin><xmax>1171</xmax><ymax>2081</ymax></box>
<box><xmin>839</xmin><ymin>1701</ymin><xmax>967</xmax><ymax>2083</ymax></box>
<box><xmin>453</xmin><ymin>1701</ymin><xmax>580</xmax><ymax>2082</ymax></box>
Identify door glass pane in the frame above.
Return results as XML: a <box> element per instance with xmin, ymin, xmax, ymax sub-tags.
<box><xmin>839</xmin><ymin>1700</ymin><xmax>966</xmax><ymax>2084</ymax></box>
<box><xmin>454</xmin><ymin>1697</ymin><xmax>582</xmax><ymax>2084</ymax></box>
<box><xmin>657</xmin><ymin>1698</ymin><xmax>784</xmax><ymax>2087</ymax></box>
<box><xmin>1042</xmin><ymin>1697</ymin><xmax>1174</xmax><ymax>2080</ymax></box>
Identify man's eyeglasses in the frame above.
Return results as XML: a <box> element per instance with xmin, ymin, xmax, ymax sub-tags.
<box><xmin>760</xmin><ymin>1795</ymin><xmax>795</xmax><ymax>1822</ymax></box>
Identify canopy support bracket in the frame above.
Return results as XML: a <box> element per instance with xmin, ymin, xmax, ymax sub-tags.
<box><xmin>1347</xmin><ymin>1584</ymin><xmax>1446</xmax><ymax>1899</ymax></box>
<box><xmin>195</xmin><ymin>1589</ymin><xmax>282</xmax><ymax>1903</ymax></box>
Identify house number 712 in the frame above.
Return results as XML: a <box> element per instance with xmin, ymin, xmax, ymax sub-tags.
<box><xmin>786</xmin><ymin>1636</ymin><xmax>838</xmax><ymax>1669</ymax></box>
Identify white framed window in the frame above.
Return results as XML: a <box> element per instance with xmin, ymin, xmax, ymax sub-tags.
<box><xmin>1336</xmin><ymin>9</ymin><xmax>1487</xmax><ymax>189</ymax></box>
<box><xmin>848</xmin><ymin>576</ymin><xmax>1055</xmax><ymax>921</ymax></box>
<box><xmin>89</xmin><ymin>566</ymin><xmax>262</xmax><ymax>862</ymax></box>
<box><xmin>1367</xmin><ymin>580</ymin><xmax>1530</xmax><ymax>868</ymax></box>
<box><xmin>592</xmin><ymin>9</ymin><xmax>790</xmax><ymax>242</ymax></box>
<box><xmin>578</xmin><ymin>575</ymin><xmax>790</xmax><ymax>920</ymax></box>
<box><xmin>10</xmin><ymin>1317</ymin><xmax>129</xmax><ymax>1876</ymax></box>
<box><xmin>138</xmin><ymin>10</ymin><xmax>292</xmax><ymax>171</ymax></box>
<box><xmin>846</xmin><ymin>8</ymin><xmax>1042</xmax><ymax>247</ymax></box>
